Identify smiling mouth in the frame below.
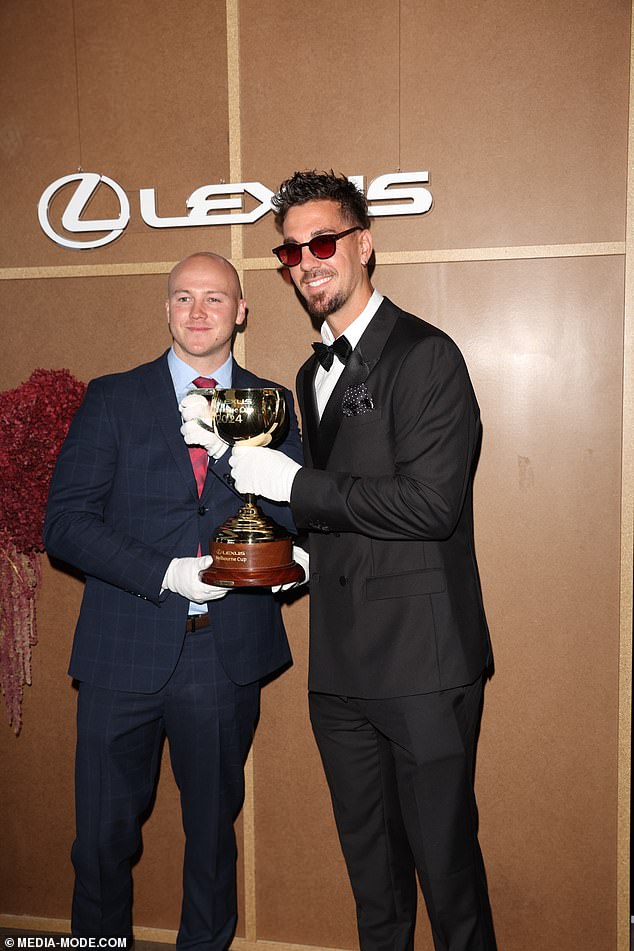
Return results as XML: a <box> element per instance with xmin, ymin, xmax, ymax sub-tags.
<box><xmin>302</xmin><ymin>274</ymin><xmax>333</xmax><ymax>289</ymax></box>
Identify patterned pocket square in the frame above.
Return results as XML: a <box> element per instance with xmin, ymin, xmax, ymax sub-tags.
<box><xmin>342</xmin><ymin>383</ymin><xmax>375</xmax><ymax>417</ymax></box>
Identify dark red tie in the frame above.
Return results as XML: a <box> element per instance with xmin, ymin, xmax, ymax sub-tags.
<box><xmin>188</xmin><ymin>376</ymin><xmax>217</xmax><ymax>496</ymax></box>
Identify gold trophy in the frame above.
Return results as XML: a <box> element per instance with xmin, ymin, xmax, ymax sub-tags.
<box><xmin>192</xmin><ymin>387</ymin><xmax>304</xmax><ymax>588</ymax></box>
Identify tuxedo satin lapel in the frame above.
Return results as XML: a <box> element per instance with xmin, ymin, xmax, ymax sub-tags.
<box><xmin>354</xmin><ymin>298</ymin><xmax>400</xmax><ymax>373</ymax></box>
<box><xmin>298</xmin><ymin>356</ymin><xmax>320</xmax><ymax>468</ymax></box>
<box><xmin>141</xmin><ymin>354</ymin><xmax>200</xmax><ymax>500</ymax></box>
<box><xmin>316</xmin><ymin>300</ymin><xmax>399</xmax><ymax>467</ymax></box>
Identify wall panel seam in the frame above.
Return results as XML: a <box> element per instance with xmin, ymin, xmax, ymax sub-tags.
<box><xmin>225</xmin><ymin>0</ymin><xmax>254</xmax><ymax>941</ymax></box>
<box><xmin>227</xmin><ymin>0</ymin><xmax>246</xmax><ymax>376</ymax></box>
<box><xmin>617</xmin><ymin>4</ymin><xmax>634</xmax><ymax>949</ymax></box>
<box><xmin>0</xmin><ymin>242</ymin><xmax>625</xmax><ymax>282</ymax></box>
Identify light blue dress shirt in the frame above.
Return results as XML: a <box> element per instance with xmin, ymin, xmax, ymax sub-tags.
<box><xmin>167</xmin><ymin>347</ymin><xmax>234</xmax><ymax>614</ymax></box>
<box><xmin>167</xmin><ymin>347</ymin><xmax>233</xmax><ymax>401</ymax></box>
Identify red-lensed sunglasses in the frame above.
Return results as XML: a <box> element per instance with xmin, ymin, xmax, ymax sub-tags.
<box><xmin>272</xmin><ymin>226</ymin><xmax>362</xmax><ymax>267</ymax></box>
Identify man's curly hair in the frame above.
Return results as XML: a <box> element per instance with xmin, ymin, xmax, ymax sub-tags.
<box><xmin>271</xmin><ymin>170</ymin><xmax>370</xmax><ymax>230</ymax></box>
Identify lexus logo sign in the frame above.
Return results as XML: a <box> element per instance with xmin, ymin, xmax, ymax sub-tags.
<box><xmin>38</xmin><ymin>171</ymin><xmax>433</xmax><ymax>250</ymax></box>
<box><xmin>38</xmin><ymin>173</ymin><xmax>131</xmax><ymax>250</ymax></box>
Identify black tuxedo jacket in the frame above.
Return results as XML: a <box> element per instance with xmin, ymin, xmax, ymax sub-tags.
<box><xmin>44</xmin><ymin>352</ymin><xmax>302</xmax><ymax>692</ymax></box>
<box><xmin>291</xmin><ymin>297</ymin><xmax>492</xmax><ymax>698</ymax></box>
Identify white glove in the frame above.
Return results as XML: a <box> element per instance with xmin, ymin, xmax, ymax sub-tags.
<box><xmin>179</xmin><ymin>393</ymin><xmax>229</xmax><ymax>460</ymax></box>
<box><xmin>272</xmin><ymin>546</ymin><xmax>310</xmax><ymax>593</ymax></box>
<box><xmin>162</xmin><ymin>556</ymin><xmax>228</xmax><ymax>603</ymax></box>
<box><xmin>229</xmin><ymin>446</ymin><xmax>302</xmax><ymax>502</ymax></box>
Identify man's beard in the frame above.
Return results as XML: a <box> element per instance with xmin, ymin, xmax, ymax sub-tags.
<box><xmin>304</xmin><ymin>289</ymin><xmax>347</xmax><ymax>320</ymax></box>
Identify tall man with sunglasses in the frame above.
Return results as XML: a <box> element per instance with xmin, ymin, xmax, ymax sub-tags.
<box><xmin>229</xmin><ymin>171</ymin><xmax>496</xmax><ymax>951</ymax></box>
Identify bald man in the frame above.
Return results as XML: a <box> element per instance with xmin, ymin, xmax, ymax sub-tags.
<box><xmin>44</xmin><ymin>252</ymin><xmax>303</xmax><ymax>951</ymax></box>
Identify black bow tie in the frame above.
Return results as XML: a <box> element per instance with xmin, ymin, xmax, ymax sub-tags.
<box><xmin>312</xmin><ymin>335</ymin><xmax>353</xmax><ymax>371</ymax></box>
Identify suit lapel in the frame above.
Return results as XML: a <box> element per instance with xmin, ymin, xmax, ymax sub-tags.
<box><xmin>315</xmin><ymin>299</ymin><xmax>399</xmax><ymax>468</ymax></box>
<box><xmin>141</xmin><ymin>353</ymin><xmax>200</xmax><ymax>501</ymax></box>
<box><xmin>231</xmin><ymin>362</ymin><xmax>260</xmax><ymax>390</ymax></box>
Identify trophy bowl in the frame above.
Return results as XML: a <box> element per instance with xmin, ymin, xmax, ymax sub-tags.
<box><xmin>193</xmin><ymin>387</ymin><xmax>304</xmax><ymax>588</ymax></box>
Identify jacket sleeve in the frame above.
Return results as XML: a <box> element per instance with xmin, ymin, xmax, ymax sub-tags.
<box><xmin>43</xmin><ymin>379</ymin><xmax>172</xmax><ymax>604</ymax></box>
<box><xmin>290</xmin><ymin>335</ymin><xmax>479</xmax><ymax>541</ymax></box>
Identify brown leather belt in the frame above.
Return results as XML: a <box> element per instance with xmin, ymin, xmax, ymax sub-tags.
<box><xmin>186</xmin><ymin>613</ymin><xmax>210</xmax><ymax>633</ymax></box>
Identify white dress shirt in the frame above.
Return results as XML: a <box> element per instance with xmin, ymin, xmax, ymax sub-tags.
<box><xmin>314</xmin><ymin>289</ymin><xmax>384</xmax><ymax>420</ymax></box>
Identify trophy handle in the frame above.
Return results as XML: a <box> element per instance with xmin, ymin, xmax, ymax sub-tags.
<box><xmin>194</xmin><ymin>418</ymin><xmax>215</xmax><ymax>434</ymax></box>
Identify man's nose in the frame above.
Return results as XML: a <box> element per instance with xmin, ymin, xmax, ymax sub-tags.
<box><xmin>299</xmin><ymin>246</ymin><xmax>320</xmax><ymax>270</ymax></box>
<box><xmin>190</xmin><ymin>298</ymin><xmax>209</xmax><ymax>317</ymax></box>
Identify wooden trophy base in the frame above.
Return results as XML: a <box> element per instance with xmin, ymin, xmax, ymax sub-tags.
<box><xmin>201</xmin><ymin>536</ymin><xmax>305</xmax><ymax>588</ymax></box>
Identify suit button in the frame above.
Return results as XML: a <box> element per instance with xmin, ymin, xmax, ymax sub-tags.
<box><xmin>198</xmin><ymin>505</ymin><xmax>208</xmax><ymax>515</ymax></box>
<box><xmin>333</xmin><ymin>532</ymin><xmax>340</xmax><ymax>538</ymax></box>
<box><xmin>339</xmin><ymin>576</ymin><xmax>347</xmax><ymax>586</ymax></box>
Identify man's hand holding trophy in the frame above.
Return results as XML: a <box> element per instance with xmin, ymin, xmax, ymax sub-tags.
<box><xmin>180</xmin><ymin>387</ymin><xmax>306</xmax><ymax>589</ymax></box>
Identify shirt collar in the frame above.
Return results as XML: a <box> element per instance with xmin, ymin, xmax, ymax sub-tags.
<box><xmin>321</xmin><ymin>289</ymin><xmax>384</xmax><ymax>348</ymax></box>
<box><xmin>167</xmin><ymin>347</ymin><xmax>233</xmax><ymax>403</ymax></box>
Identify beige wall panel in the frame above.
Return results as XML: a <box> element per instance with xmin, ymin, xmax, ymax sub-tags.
<box><xmin>0</xmin><ymin>561</ymin><xmax>77</xmax><ymax>917</ymax></box>
<box><xmin>238</xmin><ymin>0</ymin><xmax>629</xmax><ymax>261</ymax></box>
<box><xmin>0</xmin><ymin>0</ymin><xmax>79</xmax><ymax>266</ymax></box>
<box><xmin>70</xmin><ymin>0</ymin><xmax>229</xmax><ymax>187</ymax></box>
<box><xmin>242</xmin><ymin>270</ymin><xmax>319</xmax><ymax>395</ymax></box>
<box><xmin>1</xmin><ymin>0</ymin><xmax>232</xmax><ymax>267</ymax></box>
<box><xmin>238</xmin><ymin>0</ymin><xmax>400</xmax><ymax>260</ymax></box>
<box><xmin>395</xmin><ymin>0</ymin><xmax>631</xmax><ymax>250</ymax></box>
<box><xmin>246</xmin><ymin>256</ymin><xmax>622</xmax><ymax>950</ymax></box>
<box><xmin>0</xmin><ymin>274</ymin><xmax>177</xmax><ymax>391</ymax></box>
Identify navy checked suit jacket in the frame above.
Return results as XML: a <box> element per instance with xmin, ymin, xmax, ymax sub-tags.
<box><xmin>43</xmin><ymin>351</ymin><xmax>303</xmax><ymax>692</ymax></box>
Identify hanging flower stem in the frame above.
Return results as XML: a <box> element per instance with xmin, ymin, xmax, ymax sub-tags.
<box><xmin>0</xmin><ymin>541</ymin><xmax>41</xmax><ymax>734</ymax></box>
<box><xmin>0</xmin><ymin>368</ymin><xmax>86</xmax><ymax>735</ymax></box>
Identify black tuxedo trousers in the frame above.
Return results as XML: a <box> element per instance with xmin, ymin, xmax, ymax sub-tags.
<box><xmin>310</xmin><ymin>681</ymin><xmax>496</xmax><ymax>951</ymax></box>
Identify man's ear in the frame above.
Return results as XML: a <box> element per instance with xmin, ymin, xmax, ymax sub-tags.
<box><xmin>360</xmin><ymin>229</ymin><xmax>373</xmax><ymax>267</ymax></box>
<box><xmin>236</xmin><ymin>299</ymin><xmax>247</xmax><ymax>326</ymax></box>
